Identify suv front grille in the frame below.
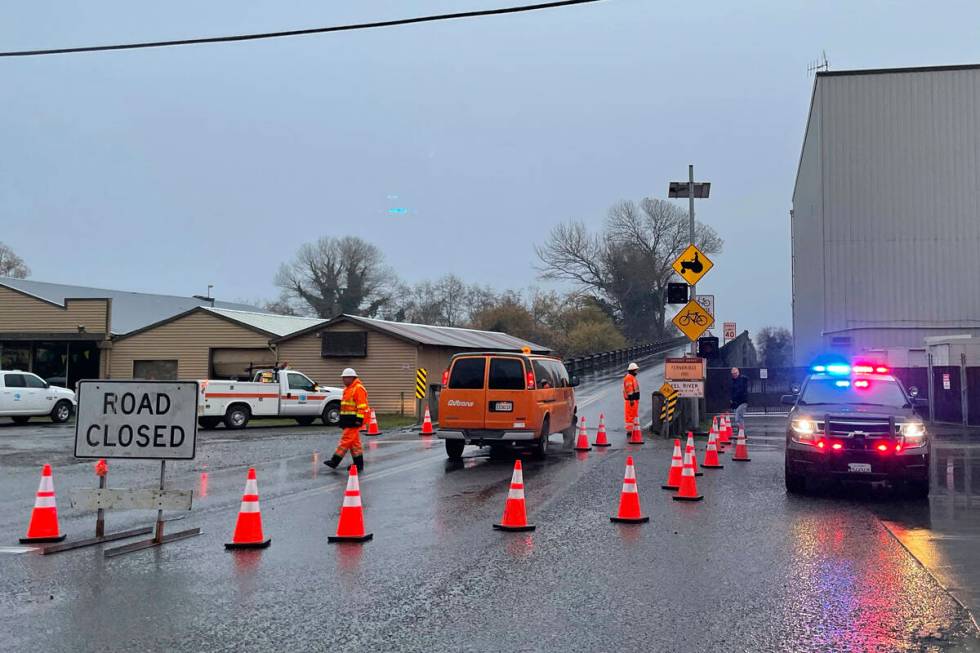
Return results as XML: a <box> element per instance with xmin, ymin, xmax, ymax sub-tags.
<box><xmin>825</xmin><ymin>419</ymin><xmax>893</xmax><ymax>437</ymax></box>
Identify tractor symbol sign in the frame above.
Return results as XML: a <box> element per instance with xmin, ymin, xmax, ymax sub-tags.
<box><xmin>671</xmin><ymin>244</ymin><xmax>714</xmax><ymax>286</ymax></box>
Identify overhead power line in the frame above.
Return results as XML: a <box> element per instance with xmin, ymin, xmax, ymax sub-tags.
<box><xmin>0</xmin><ymin>0</ymin><xmax>604</xmax><ymax>58</ymax></box>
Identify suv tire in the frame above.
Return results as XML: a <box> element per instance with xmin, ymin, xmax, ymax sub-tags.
<box><xmin>446</xmin><ymin>439</ymin><xmax>465</xmax><ymax>460</ymax></box>
<box><xmin>785</xmin><ymin>462</ymin><xmax>807</xmax><ymax>494</ymax></box>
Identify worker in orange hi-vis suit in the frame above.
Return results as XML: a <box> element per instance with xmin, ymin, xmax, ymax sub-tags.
<box><xmin>623</xmin><ymin>362</ymin><xmax>640</xmax><ymax>431</ymax></box>
<box><xmin>324</xmin><ymin>368</ymin><xmax>368</xmax><ymax>473</ymax></box>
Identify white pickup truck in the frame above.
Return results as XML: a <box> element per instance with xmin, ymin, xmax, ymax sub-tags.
<box><xmin>0</xmin><ymin>370</ymin><xmax>76</xmax><ymax>425</ymax></box>
<box><xmin>197</xmin><ymin>368</ymin><xmax>343</xmax><ymax>430</ymax></box>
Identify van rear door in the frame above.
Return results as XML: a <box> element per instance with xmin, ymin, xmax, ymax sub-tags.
<box><xmin>440</xmin><ymin>356</ymin><xmax>488</xmax><ymax>430</ymax></box>
<box><xmin>485</xmin><ymin>357</ymin><xmax>530</xmax><ymax>432</ymax></box>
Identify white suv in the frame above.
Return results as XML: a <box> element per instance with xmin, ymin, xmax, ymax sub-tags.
<box><xmin>0</xmin><ymin>371</ymin><xmax>76</xmax><ymax>425</ymax></box>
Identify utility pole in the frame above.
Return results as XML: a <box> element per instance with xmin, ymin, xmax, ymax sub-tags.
<box><xmin>687</xmin><ymin>164</ymin><xmax>699</xmax><ymax>429</ymax></box>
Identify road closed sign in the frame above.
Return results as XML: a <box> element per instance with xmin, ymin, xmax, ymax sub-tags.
<box><xmin>75</xmin><ymin>381</ymin><xmax>198</xmax><ymax>460</ymax></box>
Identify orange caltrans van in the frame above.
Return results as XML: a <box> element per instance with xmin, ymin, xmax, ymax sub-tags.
<box><xmin>437</xmin><ymin>352</ymin><xmax>579</xmax><ymax>460</ymax></box>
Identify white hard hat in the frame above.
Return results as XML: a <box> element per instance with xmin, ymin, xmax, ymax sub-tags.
<box><xmin>628</xmin><ymin>362</ymin><xmax>639</xmax><ymax>371</ymax></box>
<box><xmin>341</xmin><ymin>368</ymin><xmax>358</xmax><ymax>378</ymax></box>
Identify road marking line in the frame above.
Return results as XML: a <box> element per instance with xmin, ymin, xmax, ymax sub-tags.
<box><xmin>0</xmin><ymin>546</ymin><xmax>37</xmax><ymax>554</ymax></box>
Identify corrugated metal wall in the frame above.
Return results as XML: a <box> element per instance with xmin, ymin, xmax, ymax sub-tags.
<box><xmin>109</xmin><ymin>312</ymin><xmax>269</xmax><ymax>379</ymax></box>
<box><xmin>793</xmin><ymin>67</ymin><xmax>980</xmax><ymax>364</ymax></box>
<box><xmin>0</xmin><ymin>286</ymin><xmax>110</xmax><ymax>335</ymax></box>
<box><xmin>276</xmin><ymin>324</ymin><xmax>419</xmax><ymax>416</ymax></box>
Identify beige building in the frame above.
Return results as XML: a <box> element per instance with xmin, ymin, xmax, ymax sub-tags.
<box><xmin>275</xmin><ymin>315</ymin><xmax>549</xmax><ymax>415</ymax></box>
<box><xmin>1</xmin><ymin>278</ymin><xmax>548</xmax><ymax>416</ymax></box>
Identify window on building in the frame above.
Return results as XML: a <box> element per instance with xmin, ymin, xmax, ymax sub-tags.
<box><xmin>448</xmin><ymin>357</ymin><xmax>486</xmax><ymax>390</ymax></box>
<box><xmin>0</xmin><ymin>343</ymin><xmax>31</xmax><ymax>371</ymax></box>
<box><xmin>133</xmin><ymin>360</ymin><xmax>178</xmax><ymax>380</ymax></box>
<box><xmin>321</xmin><ymin>332</ymin><xmax>367</xmax><ymax>358</ymax></box>
<box><xmin>489</xmin><ymin>358</ymin><xmax>525</xmax><ymax>390</ymax></box>
<box><xmin>830</xmin><ymin>336</ymin><xmax>853</xmax><ymax>348</ymax></box>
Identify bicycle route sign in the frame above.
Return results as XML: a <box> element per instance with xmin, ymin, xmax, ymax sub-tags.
<box><xmin>672</xmin><ymin>298</ymin><xmax>715</xmax><ymax>341</ymax></box>
<box><xmin>671</xmin><ymin>243</ymin><xmax>714</xmax><ymax>286</ymax></box>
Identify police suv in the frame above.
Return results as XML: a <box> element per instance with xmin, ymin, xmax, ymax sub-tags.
<box><xmin>782</xmin><ymin>361</ymin><xmax>929</xmax><ymax>498</ymax></box>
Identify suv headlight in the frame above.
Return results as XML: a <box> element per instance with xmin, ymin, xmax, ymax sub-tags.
<box><xmin>791</xmin><ymin>418</ymin><xmax>817</xmax><ymax>435</ymax></box>
<box><xmin>899</xmin><ymin>421</ymin><xmax>927</xmax><ymax>446</ymax></box>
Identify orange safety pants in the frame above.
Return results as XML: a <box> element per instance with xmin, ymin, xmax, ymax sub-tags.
<box><xmin>335</xmin><ymin>427</ymin><xmax>364</xmax><ymax>459</ymax></box>
<box><xmin>624</xmin><ymin>399</ymin><xmax>638</xmax><ymax>430</ymax></box>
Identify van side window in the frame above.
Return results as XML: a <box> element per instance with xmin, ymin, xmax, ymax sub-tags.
<box><xmin>448</xmin><ymin>358</ymin><xmax>486</xmax><ymax>389</ymax></box>
<box><xmin>547</xmin><ymin>361</ymin><xmax>570</xmax><ymax>388</ymax></box>
<box><xmin>489</xmin><ymin>358</ymin><xmax>525</xmax><ymax>390</ymax></box>
<box><xmin>532</xmin><ymin>360</ymin><xmax>556</xmax><ymax>389</ymax></box>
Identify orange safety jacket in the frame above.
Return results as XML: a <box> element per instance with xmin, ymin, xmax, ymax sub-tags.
<box><xmin>339</xmin><ymin>380</ymin><xmax>369</xmax><ymax>428</ymax></box>
<box><xmin>623</xmin><ymin>374</ymin><xmax>640</xmax><ymax>402</ymax></box>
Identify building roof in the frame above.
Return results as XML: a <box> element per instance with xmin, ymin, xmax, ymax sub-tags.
<box><xmin>204</xmin><ymin>308</ymin><xmax>324</xmax><ymax>337</ymax></box>
<box><xmin>277</xmin><ymin>314</ymin><xmax>551</xmax><ymax>353</ymax></box>
<box><xmin>815</xmin><ymin>62</ymin><xmax>980</xmax><ymax>78</ymax></box>
<box><xmin>0</xmin><ymin>276</ymin><xmax>263</xmax><ymax>335</ymax></box>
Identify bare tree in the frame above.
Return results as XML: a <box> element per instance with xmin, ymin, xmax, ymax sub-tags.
<box><xmin>756</xmin><ymin>326</ymin><xmax>793</xmax><ymax>367</ymax></box>
<box><xmin>0</xmin><ymin>242</ymin><xmax>30</xmax><ymax>278</ymax></box>
<box><xmin>536</xmin><ymin>198</ymin><xmax>722</xmax><ymax>342</ymax></box>
<box><xmin>275</xmin><ymin>236</ymin><xmax>393</xmax><ymax>318</ymax></box>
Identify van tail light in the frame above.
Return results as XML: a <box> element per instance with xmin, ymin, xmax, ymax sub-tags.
<box><xmin>441</xmin><ymin>369</ymin><xmax>449</xmax><ymax>386</ymax></box>
<box><xmin>526</xmin><ymin>370</ymin><xmax>535</xmax><ymax>390</ymax></box>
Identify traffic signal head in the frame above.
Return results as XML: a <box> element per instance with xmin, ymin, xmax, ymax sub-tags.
<box><xmin>697</xmin><ymin>336</ymin><xmax>719</xmax><ymax>358</ymax></box>
<box><xmin>667</xmin><ymin>283</ymin><xmax>689</xmax><ymax>304</ymax></box>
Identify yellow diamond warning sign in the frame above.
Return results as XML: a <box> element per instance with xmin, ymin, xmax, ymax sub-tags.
<box><xmin>658</xmin><ymin>382</ymin><xmax>676</xmax><ymax>397</ymax></box>
<box><xmin>672</xmin><ymin>299</ymin><xmax>715</xmax><ymax>341</ymax></box>
<box><xmin>671</xmin><ymin>243</ymin><xmax>714</xmax><ymax>286</ymax></box>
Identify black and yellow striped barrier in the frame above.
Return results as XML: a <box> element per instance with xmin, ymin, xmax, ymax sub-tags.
<box><xmin>415</xmin><ymin>368</ymin><xmax>428</xmax><ymax>400</ymax></box>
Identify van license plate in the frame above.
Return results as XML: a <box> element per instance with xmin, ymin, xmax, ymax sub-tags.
<box><xmin>848</xmin><ymin>463</ymin><xmax>872</xmax><ymax>473</ymax></box>
<box><xmin>494</xmin><ymin>401</ymin><xmax>513</xmax><ymax>412</ymax></box>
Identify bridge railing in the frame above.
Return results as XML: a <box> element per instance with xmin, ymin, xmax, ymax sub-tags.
<box><xmin>563</xmin><ymin>336</ymin><xmax>687</xmax><ymax>378</ymax></box>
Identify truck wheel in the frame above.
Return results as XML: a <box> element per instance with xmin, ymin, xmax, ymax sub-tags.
<box><xmin>446</xmin><ymin>439</ymin><xmax>465</xmax><ymax>460</ymax></box>
<box><xmin>51</xmin><ymin>401</ymin><xmax>73</xmax><ymax>424</ymax></box>
<box><xmin>11</xmin><ymin>416</ymin><xmax>30</xmax><ymax>425</ymax></box>
<box><xmin>295</xmin><ymin>416</ymin><xmax>315</xmax><ymax>426</ymax></box>
<box><xmin>224</xmin><ymin>405</ymin><xmax>250</xmax><ymax>430</ymax></box>
<box><xmin>322</xmin><ymin>402</ymin><xmax>341</xmax><ymax>426</ymax></box>
<box><xmin>533</xmin><ymin>417</ymin><xmax>550</xmax><ymax>460</ymax></box>
<box><xmin>198</xmin><ymin>417</ymin><xmax>220</xmax><ymax>430</ymax></box>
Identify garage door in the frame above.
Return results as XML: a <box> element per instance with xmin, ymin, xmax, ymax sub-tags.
<box><xmin>210</xmin><ymin>348</ymin><xmax>276</xmax><ymax>380</ymax></box>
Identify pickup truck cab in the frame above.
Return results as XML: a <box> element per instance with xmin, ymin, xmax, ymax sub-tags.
<box><xmin>198</xmin><ymin>368</ymin><xmax>343</xmax><ymax>429</ymax></box>
<box><xmin>0</xmin><ymin>370</ymin><xmax>76</xmax><ymax>425</ymax></box>
<box><xmin>437</xmin><ymin>352</ymin><xmax>579</xmax><ymax>460</ymax></box>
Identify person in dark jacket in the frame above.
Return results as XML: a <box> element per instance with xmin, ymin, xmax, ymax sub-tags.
<box><xmin>730</xmin><ymin>367</ymin><xmax>749</xmax><ymax>431</ymax></box>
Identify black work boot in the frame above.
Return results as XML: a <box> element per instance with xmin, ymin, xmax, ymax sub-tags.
<box><xmin>324</xmin><ymin>454</ymin><xmax>343</xmax><ymax>469</ymax></box>
<box><xmin>350</xmin><ymin>455</ymin><xmax>364</xmax><ymax>473</ymax></box>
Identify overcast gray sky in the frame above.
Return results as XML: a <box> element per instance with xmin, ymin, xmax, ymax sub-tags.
<box><xmin>2</xmin><ymin>0</ymin><xmax>979</xmax><ymax>337</ymax></box>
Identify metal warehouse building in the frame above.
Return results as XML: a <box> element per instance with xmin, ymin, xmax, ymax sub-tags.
<box><xmin>791</xmin><ymin>64</ymin><xmax>980</xmax><ymax>366</ymax></box>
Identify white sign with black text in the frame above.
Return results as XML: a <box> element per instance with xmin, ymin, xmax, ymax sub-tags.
<box><xmin>671</xmin><ymin>381</ymin><xmax>705</xmax><ymax>398</ymax></box>
<box><xmin>694</xmin><ymin>294</ymin><xmax>714</xmax><ymax>317</ymax></box>
<box><xmin>75</xmin><ymin>381</ymin><xmax>198</xmax><ymax>460</ymax></box>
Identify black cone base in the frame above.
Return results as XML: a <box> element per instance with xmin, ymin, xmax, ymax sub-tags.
<box><xmin>610</xmin><ymin>516</ymin><xmax>650</xmax><ymax>524</ymax></box>
<box><xmin>672</xmin><ymin>495</ymin><xmax>704</xmax><ymax>502</ymax></box>
<box><xmin>328</xmin><ymin>533</ymin><xmax>374</xmax><ymax>543</ymax></box>
<box><xmin>732</xmin><ymin>457</ymin><xmax>751</xmax><ymax>462</ymax></box>
<box><xmin>593</xmin><ymin>442</ymin><xmax>611</xmax><ymax>447</ymax></box>
<box><xmin>701</xmin><ymin>464</ymin><xmax>724</xmax><ymax>469</ymax></box>
<box><xmin>225</xmin><ymin>538</ymin><xmax>271</xmax><ymax>549</ymax></box>
<box><xmin>661</xmin><ymin>485</ymin><xmax>679</xmax><ymax>491</ymax></box>
<box><xmin>493</xmin><ymin>523</ymin><xmax>536</xmax><ymax>532</ymax></box>
<box><xmin>20</xmin><ymin>533</ymin><xmax>66</xmax><ymax>544</ymax></box>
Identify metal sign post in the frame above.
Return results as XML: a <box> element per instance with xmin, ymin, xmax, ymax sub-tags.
<box><xmin>72</xmin><ymin>380</ymin><xmax>201</xmax><ymax>557</ymax></box>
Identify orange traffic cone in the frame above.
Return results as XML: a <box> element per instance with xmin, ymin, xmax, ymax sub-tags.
<box><xmin>701</xmin><ymin>430</ymin><xmax>724</xmax><ymax>469</ymax></box>
<box><xmin>493</xmin><ymin>460</ymin><xmax>535</xmax><ymax>532</ymax></box>
<box><xmin>719</xmin><ymin>415</ymin><xmax>732</xmax><ymax>448</ymax></box>
<box><xmin>225</xmin><ymin>468</ymin><xmax>271</xmax><ymax>549</ymax></box>
<box><xmin>673</xmin><ymin>450</ymin><xmax>704</xmax><ymax>502</ymax></box>
<box><xmin>574</xmin><ymin>417</ymin><xmax>592</xmax><ymax>451</ymax></box>
<box><xmin>419</xmin><ymin>406</ymin><xmax>434</xmax><ymax>436</ymax></box>
<box><xmin>21</xmin><ymin>464</ymin><xmax>66</xmax><ymax>543</ymax></box>
<box><xmin>732</xmin><ymin>427</ymin><xmax>751</xmax><ymax>462</ymax></box>
<box><xmin>593</xmin><ymin>413</ymin><xmax>610</xmax><ymax>447</ymax></box>
<box><xmin>611</xmin><ymin>456</ymin><xmax>649</xmax><ymax>523</ymax></box>
<box><xmin>709</xmin><ymin>416</ymin><xmax>722</xmax><ymax>452</ymax></box>
<box><xmin>328</xmin><ymin>465</ymin><xmax>373</xmax><ymax>543</ymax></box>
<box><xmin>628</xmin><ymin>417</ymin><xmax>644</xmax><ymax>444</ymax></box>
<box><xmin>685</xmin><ymin>432</ymin><xmax>703</xmax><ymax>476</ymax></box>
<box><xmin>365</xmin><ymin>409</ymin><xmax>382</xmax><ymax>436</ymax></box>
<box><xmin>661</xmin><ymin>439</ymin><xmax>684</xmax><ymax>490</ymax></box>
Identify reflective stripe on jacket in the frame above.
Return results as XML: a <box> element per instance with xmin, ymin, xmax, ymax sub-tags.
<box><xmin>341</xmin><ymin>380</ymin><xmax>368</xmax><ymax>420</ymax></box>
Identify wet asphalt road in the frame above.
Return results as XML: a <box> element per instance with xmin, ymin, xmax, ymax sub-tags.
<box><xmin>1</xmin><ymin>356</ymin><xmax>979</xmax><ymax>653</ymax></box>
